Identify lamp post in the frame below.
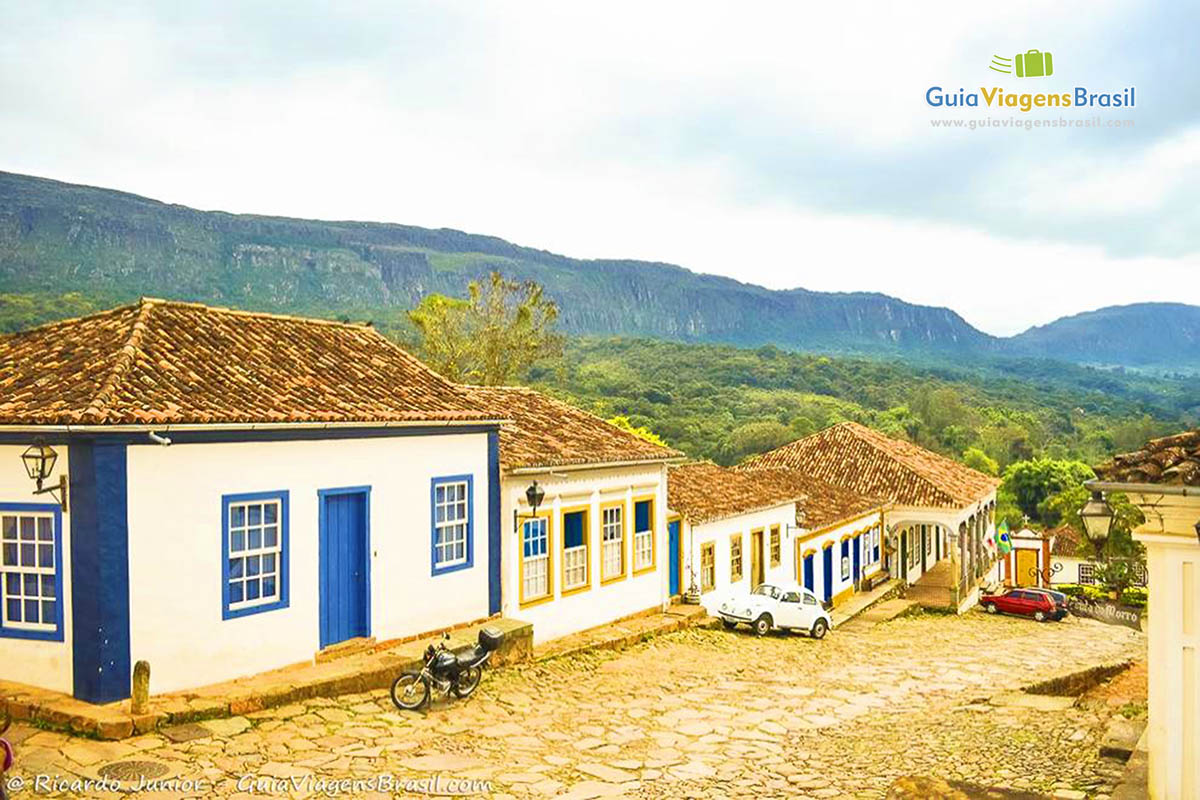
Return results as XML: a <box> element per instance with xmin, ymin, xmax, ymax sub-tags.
<box><xmin>20</xmin><ymin>438</ymin><xmax>68</xmax><ymax>511</ymax></box>
<box><xmin>512</xmin><ymin>480</ymin><xmax>546</xmax><ymax>532</ymax></box>
<box><xmin>1079</xmin><ymin>490</ymin><xmax>1113</xmax><ymax>556</ymax></box>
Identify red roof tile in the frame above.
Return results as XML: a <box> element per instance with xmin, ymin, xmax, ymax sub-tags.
<box><xmin>668</xmin><ymin>462</ymin><xmax>806</xmax><ymax>526</ymax></box>
<box><xmin>0</xmin><ymin>299</ymin><xmax>495</xmax><ymax>426</ymax></box>
<box><xmin>1095</xmin><ymin>429</ymin><xmax>1200</xmax><ymax>486</ymax></box>
<box><xmin>466</xmin><ymin>386</ymin><xmax>681</xmax><ymax>471</ymax></box>
<box><xmin>738</xmin><ymin>421</ymin><xmax>999</xmax><ymax>509</ymax></box>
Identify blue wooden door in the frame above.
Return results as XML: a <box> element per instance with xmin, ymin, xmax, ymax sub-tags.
<box><xmin>853</xmin><ymin>535</ymin><xmax>861</xmax><ymax>586</ymax></box>
<box><xmin>803</xmin><ymin>554</ymin><xmax>815</xmax><ymax>591</ymax></box>
<box><xmin>668</xmin><ymin>519</ymin><xmax>681</xmax><ymax>596</ymax></box>
<box><xmin>319</xmin><ymin>488</ymin><xmax>370</xmax><ymax>649</ymax></box>
<box><xmin>821</xmin><ymin>547</ymin><xmax>833</xmax><ymax>603</ymax></box>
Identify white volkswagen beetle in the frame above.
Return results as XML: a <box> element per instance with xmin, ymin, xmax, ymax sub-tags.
<box><xmin>717</xmin><ymin>582</ymin><xmax>832</xmax><ymax>639</ymax></box>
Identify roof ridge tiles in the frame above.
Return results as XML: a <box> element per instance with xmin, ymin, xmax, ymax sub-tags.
<box><xmin>81</xmin><ymin>298</ymin><xmax>157</xmax><ymax>423</ymax></box>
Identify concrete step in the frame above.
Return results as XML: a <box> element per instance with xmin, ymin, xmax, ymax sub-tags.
<box><xmin>314</xmin><ymin>636</ymin><xmax>377</xmax><ymax>663</ymax></box>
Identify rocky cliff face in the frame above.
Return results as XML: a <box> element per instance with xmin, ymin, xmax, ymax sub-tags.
<box><xmin>0</xmin><ymin>171</ymin><xmax>996</xmax><ymax>355</ymax></box>
<box><xmin>2</xmin><ymin>170</ymin><xmax>1196</xmax><ymax>367</ymax></box>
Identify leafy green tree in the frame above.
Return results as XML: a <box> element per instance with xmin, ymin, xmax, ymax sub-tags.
<box><xmin>720</xmin><ymin>420</ymin><xmax>796</xmax><ymax>465</ymax></box>
<box><xmin>409</xmin><ymin>272</ymin><xmax>564</xmax><ymax>385</ymax></box>
<box><xmin>1001</xmin><ymin>459</ymin><xmax>1095</xmax><ymax>523</ymax></box>
<box><xmin>608</xmin><ymin>416</ymin><xmax>670</xmax><ymax>448</ymax></box>
<box><xmin>962</xmin><ymin>447</ymin><xmax>999</xmax><ymax>476</ymax></box>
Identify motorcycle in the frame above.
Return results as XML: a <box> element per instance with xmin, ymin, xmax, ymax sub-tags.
<box><xmin>391</xmin><ymin>627</ymin><xmax>503</xmax><ymax>711</ymax></box>
<box><xmin>0</xmin><ymin>712</ymin><xmax>13</xmax><ymax>800</ymax></box>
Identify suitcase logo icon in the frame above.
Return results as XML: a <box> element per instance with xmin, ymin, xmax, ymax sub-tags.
<box><xmin>989</xmin><ymin>50</ymin><xmax>1054</xmax><ymax>78</ymax></box>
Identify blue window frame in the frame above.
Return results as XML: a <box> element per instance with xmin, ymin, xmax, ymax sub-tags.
<box><xmin>431</xmin><ymin>475</ymin><xmax>474</xmax><ymax>575</ymax></box>
<box><xmin>0</xmin><ymin>502</ymin><xmax>64</xmax><ymax>641</ymax></box>
<box><xmin>222</xmin><ymin>490</ymin><xmax>290</xmax><ymax>620</ymax></box>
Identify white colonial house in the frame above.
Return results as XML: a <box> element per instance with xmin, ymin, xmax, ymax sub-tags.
<box><xmin>741</xmin><ymin>422</ymin><xmax>1000</xmax><ymax>612</ymax></box>
<box><xmin>1094</xmin><ymin>432</ymin><xmax>1200</xmax><ymax>800</ymax></box>
<box><xmin>0</xmin><ymin>299</ymin><xmax>505</xmax><ymax>701</ymax></box>
<box><xmin>666</xmin><ymin>462</ymin><xmax>807</xmax><ymax>616</ymax></box>
<box><xmin>782</xmin><ymin>476</ymin><xmax>889</xmax><ymax>608</ymax></box>
<box><xmin>467</xmin><ymin>387</ymin><xmax>681</xmax><ymax>644</ymax></box>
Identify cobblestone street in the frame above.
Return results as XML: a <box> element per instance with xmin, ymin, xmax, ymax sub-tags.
<box><xmin>6</xmin><ymin>611</ymin><xmax>1144</xmax><ymax>799</ymax></box>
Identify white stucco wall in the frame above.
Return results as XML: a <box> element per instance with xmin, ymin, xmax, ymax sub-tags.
<box><xmin>0</xmin><ymin>445</ymin><xmax>73</xmax><ymax>694</ymax></box>
<box><xmin>126</xmin><ymin>431</ymin><xmax>492</xmax><ymax>694</ymax></box>
<box><xmin>678</xmin><ymin>503</ymin><xmax>801</xmax><ymax>616</ymax></box>
<box><xmin>501</xmin><ymin>463</ymin><xmax>668</xmax><ymax>644</ymax></box>
<box><xmin>1129</xmin><ymin>491</ymin><xmax>1200</xmax><ymax>800</ymax></box>
<box><xmin>791</xmin><ymin>512</ymin><xmax>884</xmax><ymax>609</ymax></box>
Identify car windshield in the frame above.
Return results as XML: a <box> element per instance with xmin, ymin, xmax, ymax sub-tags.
<box><xmin>752</xmin><ymin>585</ymin><xmax>780</xmax><ymax>599</ymax></box>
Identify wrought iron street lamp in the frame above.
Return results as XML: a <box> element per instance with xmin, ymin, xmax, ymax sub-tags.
<box><xmin>1079</xmin><ymin>490</ymin><xmax>1114</xmax><ymax>555</ymax></box>
<box><xmin>513</xmin><ymin>480</ymin><xmax>546</xmax><ymax>533</ymax></box>
<box><xmin>20</xmin><ymin>438</ymin><xmax>68</xmax><ymax>511</ymax></box>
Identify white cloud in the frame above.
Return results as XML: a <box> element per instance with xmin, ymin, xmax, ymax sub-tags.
<box><xmin>0</xmin><ymin>0</ymin><xmax>1194</xmax><ymax>337</ymax></box>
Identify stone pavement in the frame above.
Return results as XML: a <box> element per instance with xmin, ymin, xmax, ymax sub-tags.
<box><xmin>0</xmin><ymin>617</ymin><xmax>532</xmax><ymax>740</ymax></box>
<box><xmin>534</xmin><ymin>604</ymin><xmax>713</xmax><ymax>661</ymax></box>
<box><xmin>829</xmin><ymin>579</ymin><xmax>900</xmax><ymax>627</ymax></box>
<box><xmin>3</xmin><ymin>612</ymin><xmax>1144</xmax><ymax>799</ymax></box>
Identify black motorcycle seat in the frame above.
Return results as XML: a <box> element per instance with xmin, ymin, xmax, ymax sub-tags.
<box><xmin>456</xmin><ymin>646</ymin><xmax>486</xmax><ymax>667</ymax></box>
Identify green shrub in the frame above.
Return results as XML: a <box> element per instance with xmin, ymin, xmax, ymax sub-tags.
<box><xmin>1082</xmin><ymin>585</ymin><xmax>1110</xmax><ymax>601</ymax></box>
<box><xmin>1056</xmin><ymin>583</ymin><xmax>1086</xmax><ymax>597</ymax></box>
<box><xmin>1120</xmin><ymin>586</ymin><xmax>1148</xmax><ymax>608</ymax></box>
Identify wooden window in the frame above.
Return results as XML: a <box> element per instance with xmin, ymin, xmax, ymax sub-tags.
<box><xmin>730</xmin><ymin>534</ymin><xmax>743</xmax><ymax>583</ymax></box>
<box><xmin>1</xmin><ymin>506</ymin><xmax>62</xmax><ymax>639</ymax></box>
<box><xmin>562</xmin><ymin>508</ymin><xmax>590</xmax><ymax>592</ymax></box>
<box><xmin>701</xmin><ymin>542</ymin><xmax>715</xmax><ymax>592</ymax></box>
<box><xmin>633</xmin><ymin>498</ymin><xmax>655</xmax><ymax>573</ymax></box>
<box><xmin>432</xmin><ymin>479</ymin><xmax>471</xmax><ymax>570</ymax></box>
<box><xmin>223</xmin><ymin>492</ymin><xmax>289</xmax><ymax>618</ymax></box>
<box><xmin>520</xmin><ymin>517</ymin><xmax>552</xmax><ymax>604</ymax></box>
<box><xmin>601</xmin><ymin>503</ymin><xmax>625</xmax><ymax>582</ymax></box>
<box><xmin>769</xmin><ymin>525</ymin><xmax>781</xmax><ymax>568</ymax></box>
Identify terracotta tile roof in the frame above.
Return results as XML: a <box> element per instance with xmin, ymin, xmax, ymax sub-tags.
<box><xmin>1047</xmin><ymin>525</ymin><xmax>1083</xmax><ymax>556</ymax></box>
<box><xmin>0</xmin><ymin>298</ymin><xmax>495</xmax><ymax>426</ymax></box>
<box><xmin>1095</xmin><ymin>429</ymin><xmax>1200</xmax><ymax>486</ymax></box>
<box><xmin>466</xmin><ymin>386</ymin><xmax>681</xmax><ymax>471</ymax></box>
<box><xmin>668</xmin><ymin>462</ymin><xmax>805</xmax><ymax>526</ymax></box>
<box><xmin>738</xmin><ymin>421</ymin><xmax>999</xmax><ymax>509</ymax></box>
<box><xmin>786</xmin><ymin>474</ymin><xmax>888</xmax><ymax>530</ymax></box>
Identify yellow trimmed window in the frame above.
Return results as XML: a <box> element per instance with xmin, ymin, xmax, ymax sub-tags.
<box><xmin>769</xmin><ymin>525</ymin><xmax>781</xmax><ymax>568</ymax></box>
<box><xmin>601</xmin><ymin>504</ymin><xmax>624</xmax><ymax>581</ymax></box>
<box><xmin>520</xmin><ymin>517</ymin><xmax>551</xmax><ymax>604</ymax></box>
<box><xmin>730</xmin><ymin>534</ymin><xmax>743</xmax><ymax>583</ymax></box>
<box><xmin>633</xmin><ymin>498</ymin><xmax>654</xmax><ymax>572</ymax></box>
<box><xmin>701</xmin><ymin>542</ymin><xmax>715</xmax><ymax>592</ymax></box>
<box><xmin>562</xmin><ymin>509</ymin><xmax>589</xmax><ymax>591</ymax></box>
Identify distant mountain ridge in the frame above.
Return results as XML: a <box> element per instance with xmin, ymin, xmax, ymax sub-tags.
<box><xmin>0</xmin><ymin>170</ymin><xmax>1195</xmax><ymax>367</ymax></box>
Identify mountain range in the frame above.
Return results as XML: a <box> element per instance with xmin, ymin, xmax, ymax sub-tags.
<box><xmin>0</xmin><ymin>170</ymin><xmax>1195</xmax><ymax>368</ymax></box>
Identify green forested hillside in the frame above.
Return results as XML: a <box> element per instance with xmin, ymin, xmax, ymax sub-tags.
<box><xmin>0</xmin><ymin>170</ymin><xmax>992</xmax><ymax>356</ymax></box>
<box><xmin>529</xmin><ymin>338</ymin><xmax>1199</xmax><ymax>468</ymax></box>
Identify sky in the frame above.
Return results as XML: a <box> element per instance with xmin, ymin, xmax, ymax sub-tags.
<box><xmin>0</xmin><ymin>1</ymin><xmax>1195</xmax><ymax>336</ymax></box>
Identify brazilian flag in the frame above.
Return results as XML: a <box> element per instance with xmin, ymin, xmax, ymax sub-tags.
<box><xmin>995</xmin><ymin>521</ymin><xmax>1012</xmax><ymax>554</ymax></box>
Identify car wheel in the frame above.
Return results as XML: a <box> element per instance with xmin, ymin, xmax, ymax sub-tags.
<box><xmin>986</xmin><ymin>603</ymin><xmax>998</xmax><ymax>614</ymax></box>
<box><xmin>721</xmin><ymin>618</ymin><xmax>738</xmax><ymax>631</ymax></box>
<box><xmin>752</xmin><ymin>615</ymin><xmax>772</xmax><ymax>636</ymax></box>
<box><xmin>810</xmin><ymin>618</ymin><xmax>829</xmax><ymax>640</ymax></box>
<box><xmin>1034</xmin><ymin>610</ymin><xmax>1047</xmax><ymax>622</ymax></box>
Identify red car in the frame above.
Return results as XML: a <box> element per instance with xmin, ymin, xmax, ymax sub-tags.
<box><xmin>980</xmin><ymin>588</ymin><xmax>1064</xmax><ymax>622</ymax></box>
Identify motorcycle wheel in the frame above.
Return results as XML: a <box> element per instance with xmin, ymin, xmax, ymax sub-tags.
<box><xmin>391</xmin><ymin>672</ymin><xmax>430</xmax><ymax>710</ymax></box>
<box><xmin>454</xmin><ymin>666</ymin><xmax>483</xmax><ymax>698</ymax></box>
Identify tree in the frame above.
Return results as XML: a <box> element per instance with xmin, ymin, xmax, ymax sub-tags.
<box><xmin>409</xmin><ymin>272</ymin><xmax>564</xmax><ymax>385</ymax></box>
<box><xmin>1001</xmin><ymin>459</ymin><xmax>1095</xmax><ymax>523</ymax></box>
<box><xmin>608</xmin><ymin>416</ymin><xmax>670</xmax><ymax>448</ymax></box>
<box><xmin>721</xmin><ymin>420</ymin><xmax>796</xmax><ymax>465</ymax></box>
<box><xmin>962</xmin><ymin>447</ymin><xmax>999</xmax><ymax>476</ymax></box>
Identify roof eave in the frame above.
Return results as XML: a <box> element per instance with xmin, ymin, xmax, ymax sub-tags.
<box><xmin>507</xmin><ymin>455</ymin><xmax>684</xmax><ymax>475</ymax></box>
